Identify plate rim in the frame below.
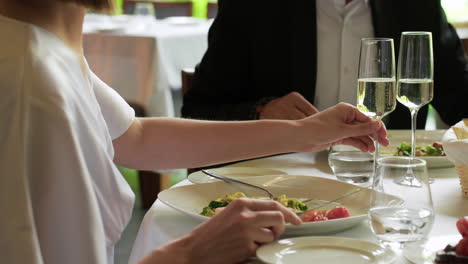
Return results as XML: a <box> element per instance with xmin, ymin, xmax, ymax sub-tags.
<box><xmin>187</xmin><ymin>166</ymin><xmax>287</xmax><ymax>184</ymax></box>
<box><xmin>383</xmin><ymin>129</ymin><xmax>452</xmax><ymax>168</ymax></box>
<box><xmin>256</xmin><ymin>236</ymin><xmax>397</xmax><ymax>264</ymax></box>
<box><xmin>158</xmin><ymin>175</ymin><xmax>402</xmax><ymax>235</ymax></box>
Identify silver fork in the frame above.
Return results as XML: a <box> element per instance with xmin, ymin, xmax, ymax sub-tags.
<box><xmin>201</xmin><ymin>170</ymin><xmax>362</xmax><ymax>215</ymax></box>
<box><xmin>296</xmin><ymin>188</ymin><xmax>363</xmax><ymax>216</ymax></box>
<box><xmin>201</xmin><ymin>169</ymin><xmax>279</xmax><ymax>200</ymax></box>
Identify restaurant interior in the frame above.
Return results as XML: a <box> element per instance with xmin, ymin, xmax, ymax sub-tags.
<box><xmin>2</xmin><ymin>0</ymin><xmax>468</xmax><ymax>263</ymax></box>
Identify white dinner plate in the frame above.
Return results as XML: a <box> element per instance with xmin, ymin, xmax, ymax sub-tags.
<box><xmin>403</xmin><ymin>235</ymin><xmax>461</xmax><ymax>264</ymax></box>
<box><xmin>381</xmin><ymin>129</ymin><xmax>453</xmax><ymax>168</ymax></box>
<box><xmin>161</xmin><ymin>16</ymin><xmax>203</xmax><ymax>25</ymax></box>
<box><xmin>158</xmin><ymin>175</ymin><xmax>401</xmax><ymax>236</ymax></box>
<box><xmin>92</xmin><ymin>24</ymin><xmax>127</xmax><ymax>33</ymax></box>
<box><xmin>256</xmin><ymin>236</ymin><xmax>397</xmax><ymax>264</ymax></box>
<box><xmin>188</xmin><ymin>167</ymin><xmax>286</xmax><ymax>184</ymax></box>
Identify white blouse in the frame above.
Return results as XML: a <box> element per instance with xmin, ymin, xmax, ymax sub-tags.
<box><xmin>0</xmin><ymin>14</ymin><xmax>135</xmax><ymax>264</ymax></box>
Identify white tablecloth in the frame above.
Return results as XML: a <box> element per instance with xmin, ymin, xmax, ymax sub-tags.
<box><xmin>83</xmin><ymin>14</ymin><xmax>211</xmax><ymax>117</ymax></box>
<box><xmin>129</xmin><ymin>152</ymin><xmax>468</xmax><ymax>264</ymax></box>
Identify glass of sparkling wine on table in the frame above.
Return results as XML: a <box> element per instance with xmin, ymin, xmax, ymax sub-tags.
<box><xmin>356</xmin><ymin>38</ymin><xmax>397</xmax><ymax>188</ymax></box>
<box><xmin>396</xmin><ymin>32</ymin><xmax>434</xmax><ymax>186</ymax></box>
<box><xmin>369</xmin><ymin>157</ymin><xmax>434</xmax><ymax>255</ymax></box>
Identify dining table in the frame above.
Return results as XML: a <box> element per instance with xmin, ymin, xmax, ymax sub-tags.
<box><xmin>83</xmin><ymin>14</ymin><xmax>212</xmax><ymax>117</ymax></box>
<box><xmin>128</xmin><ymin>150</ymin><xmax>468</xmax><ymax>264</ymax></box>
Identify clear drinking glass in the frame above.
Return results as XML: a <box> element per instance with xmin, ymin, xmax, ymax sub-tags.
<box><xmin>134</xmin><ymin>2</ymin><xmax>156</xmax><ymax>16</ymax></box>
<box><xmin>396</xmin><ymin>32</ymin><xmax>434</xmax><ymax>186</ymax></box>
<box><xmin>328</xmin><ymin>145</ymin><xmax>374</xmax><ymax>185</ymax></box>
<box><xmin>357</xmin><ymin>38</ymin><xmax>397</xmax><ymax>189</ymax></box>
<box><xmin>369</xmin><ymin>157</ymin><xmax>434</xmax><ymax>254</ymax></box>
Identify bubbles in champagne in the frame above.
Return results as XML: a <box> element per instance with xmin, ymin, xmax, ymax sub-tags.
<box><xmin>357</xmin><ymin>78</ymin><xmax>396</xmax><ymax>119</ymax></box>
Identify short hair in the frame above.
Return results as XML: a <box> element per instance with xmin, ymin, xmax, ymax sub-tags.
<box><xmin>59</xmin><ymin>0</ymin><xmax>115</xmax><ymax>12</ymax></box>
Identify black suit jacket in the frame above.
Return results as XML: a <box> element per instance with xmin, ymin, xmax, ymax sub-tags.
<box><xmin>182</xmin><ymin>0</ymin><xmax>468</xmax><ymax>129</ymax></box>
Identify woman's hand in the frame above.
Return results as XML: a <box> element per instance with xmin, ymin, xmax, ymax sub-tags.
<box><xmin>295</xmin><ymin>103</ymin><xmax>389</xmax><ymax>153</ymax></box>
<box><xmin>142</xmin><ymin>199</ymin><xmax>301</xmax><ymax>264</ymax></box>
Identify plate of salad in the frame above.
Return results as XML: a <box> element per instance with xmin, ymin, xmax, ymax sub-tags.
<box><xmin>158</xmin><ymin>175</ymin><xmax>401</xmax><ymax>236</ymax></box>
<box><xmin>381</xmin><ymin>130</ymin><xmax>453</xmax><ymax>168</ymax></box>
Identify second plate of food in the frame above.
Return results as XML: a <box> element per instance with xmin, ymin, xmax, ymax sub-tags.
<box><xmin>188</xmin><ymin>167</ymin><xmax>286</xmax><ymax>184</ymax></box>
<box><xmin>381</xmin><ymin>129</ymin><xmax>453</xmax><ymax>168</ymax></box>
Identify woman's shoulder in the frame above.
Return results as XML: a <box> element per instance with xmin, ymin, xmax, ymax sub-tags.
<box><xmin>0</xmin><ymin>22</ymin><xmax>80</xmax><ymax>119</ymax></box>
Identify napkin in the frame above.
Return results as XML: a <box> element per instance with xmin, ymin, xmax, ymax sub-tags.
<box><xmin>442</xmin><ymin>119</ymin><xmax>468</xmax><ymax>198</ymax></box>
<box><xmin>442</xmin><ymin>119</ymin><xmax>468</xmax><ymax>166</ymax></box>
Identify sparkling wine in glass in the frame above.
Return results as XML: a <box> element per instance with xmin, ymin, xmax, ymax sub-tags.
<box><xmin>369</xmin><ymin>157</ymin><xmax>434</xmax><ymax>255</ymax></box>
<box><xmin>396</xmin><ymin>32</ymin><xmax>434</xmax><ymax>186</ymax></box>
<box><xmin>357</xmin><ymin>38</ymin><xmax>397</xmax><ymax>189</ymax></box>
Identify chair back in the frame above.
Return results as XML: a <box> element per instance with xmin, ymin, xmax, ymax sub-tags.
<box><xmin>181</xmin><ymin>68</ymin><xmax>195</xmax><ymax>95</ymax></box>
<box><xmin>123</xmin><ymin>0</ymin><xmax>193</xmax><ymax>18</ymax></box>
<box><xmin>207</xmin><ymin>2</ymin><xmax>218</xmax><ymax>19</ymax></box>
<box><xmin>463</xmin><ymin>39</ymin><xmax>468</xmax><ymax>56</ymax></box>
<box><xmin>154</xmin><ymin>1</ymin><xmax>193</xmax><ymax>19</ymax></box>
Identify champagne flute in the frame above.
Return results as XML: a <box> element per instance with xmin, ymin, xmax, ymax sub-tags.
<box><xmin>396</xmin><ymin>32</ymin><xmax>434</xmax><ymax>186</ymax></box>
<box><xmin>369</xmin><ymin>157</ymin><xmax>434</xmax><ymax>254</ymax></box>
<box><xmin>357</xmin><ymin>38</ymin><xmax>397</xmax><ymax>190</ymax></box>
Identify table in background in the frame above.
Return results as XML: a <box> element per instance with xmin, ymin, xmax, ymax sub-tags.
<box><xmin>83</xmin><ymin>14</ymin><xmax>211</xmax><ymax>117</ymax></box>
<box><xmin>128</xmin><ymin>151</ymin><xmax>468</xmax><ymax>264</ymax></box>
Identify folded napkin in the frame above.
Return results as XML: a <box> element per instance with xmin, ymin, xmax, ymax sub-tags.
<box><xmin>442</xmin><ymin>120</ymin><xmax>468</xmax><ymax>166</ymax></box>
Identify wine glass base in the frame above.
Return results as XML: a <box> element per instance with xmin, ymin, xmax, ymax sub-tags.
<box><xmin>378</xmin><ymin>240</ymin><xmax>405</xmax><ymax>255</ymax></box>
<box><xmin>394</xmin><ymin>176</ymin><xmax>423</xmax><ymax>187</ymax></box>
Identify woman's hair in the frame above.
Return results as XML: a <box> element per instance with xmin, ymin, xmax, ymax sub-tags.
<box><xmin>60</xmin><ymin>0</ymin><xmax>115</xmax><ymax>12</ymax></box>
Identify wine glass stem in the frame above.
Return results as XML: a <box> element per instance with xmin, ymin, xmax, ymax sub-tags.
<box><xmin>372</xmin><ymin>139</ymin><xmax>382</xmax><ymax>191</ymax></box>
<box><xmin>410</xmin><ymin>109</ymin><xmax>419</xmax><ymax>158</ymax></box>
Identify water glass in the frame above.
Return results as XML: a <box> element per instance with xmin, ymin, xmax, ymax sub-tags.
<box><xmin>328</xmin><ymin>145</ymin><xmax>373</xmax><ymax>185</ymax></box>
<box><xmin>369</xmin><ymin>157</ymin><xmax>434</xmax><ymax>252</ymax></box>
<box><xmin>134</xmin><ymin>2</ymin><xmax>156</xmax><ymax>16</ymax></box>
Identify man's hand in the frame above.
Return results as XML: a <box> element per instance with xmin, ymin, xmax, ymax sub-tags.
<box><xmin>258</xmin><ymin>92</ymin><xmax>318</xmax><ymax>120</ymax></box>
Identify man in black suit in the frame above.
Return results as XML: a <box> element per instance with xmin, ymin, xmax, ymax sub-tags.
<box><xmin>182</xmin><ymin>0</ymin><xmax>468</xmax><ymax>129</ymax></box>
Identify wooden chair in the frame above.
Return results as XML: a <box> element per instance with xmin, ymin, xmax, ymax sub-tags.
<box><xmin>123</xmin><ymin>0</ymin><xmax>193</xmax><ymax>19</ymax></box>
<box><xmin>207</xmin><ymin>2</ymin><xmax>218</xmax><ymax>19</ymax></box>
<box><xmin>181</xmin><ymin>67</ymin><xmax>195</xmax><ymax>96</ymax></box>
<box><xmin>463</xmin><ymin>38</ymin><xmax>468</xmax><ymax>56</ymax></box>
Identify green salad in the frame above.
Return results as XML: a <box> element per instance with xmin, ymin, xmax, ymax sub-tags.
<box><xmin>200</xmin><ymin>192</ymin><xmax>308</xmax><ymax>217</ymax></box>
<box><xmin>395</xmin><ymin>141</ymin><xmax>445</xmax><ymax>157</ymax></box>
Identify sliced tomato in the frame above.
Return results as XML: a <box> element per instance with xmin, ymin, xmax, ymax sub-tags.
<box><xmin>301</xmin><ymin>210</ymin><xmax>329</xmax><ymax>222</ymax></box>
<box><xmin>457</xmin><ymin>217</ymin><xmax>468</xmax><ymax>238</ymax></box>
<box><xmin>326</xmin><ymin>207</ymin><xmax>350</xmax><ymax>220</ymax></box>
<box><xmin>310</xmin><ymin>215</ymin><xmax>328</xmax><ymax>222</ymax></box>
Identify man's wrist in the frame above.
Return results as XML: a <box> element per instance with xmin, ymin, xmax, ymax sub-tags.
<box><xmin>250</xmin><ymin>97</ymin><xmax>276</xmax><ymax>120</ymax></box>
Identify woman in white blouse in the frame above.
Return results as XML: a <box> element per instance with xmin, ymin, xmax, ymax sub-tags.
<box><xmin>0</xmin><ymin>0</ymin><xmax>388</xmax><ymax>263</ymax></box>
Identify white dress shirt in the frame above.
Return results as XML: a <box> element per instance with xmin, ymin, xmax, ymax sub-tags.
<box><xmin>314</xmin><ymin>0</ymin><xmax>374</xmax><ymax>110</ymax></box>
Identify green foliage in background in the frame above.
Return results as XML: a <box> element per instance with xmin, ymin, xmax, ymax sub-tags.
<box><xmin>118</xmin><ymin>166</ymin><xmax>139</xmax><ymax>194</ymax></box>
<box><xmin>114</xmin><ymin>0</ymin><xmax>216</xmax><ymax>18</ymax></box>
